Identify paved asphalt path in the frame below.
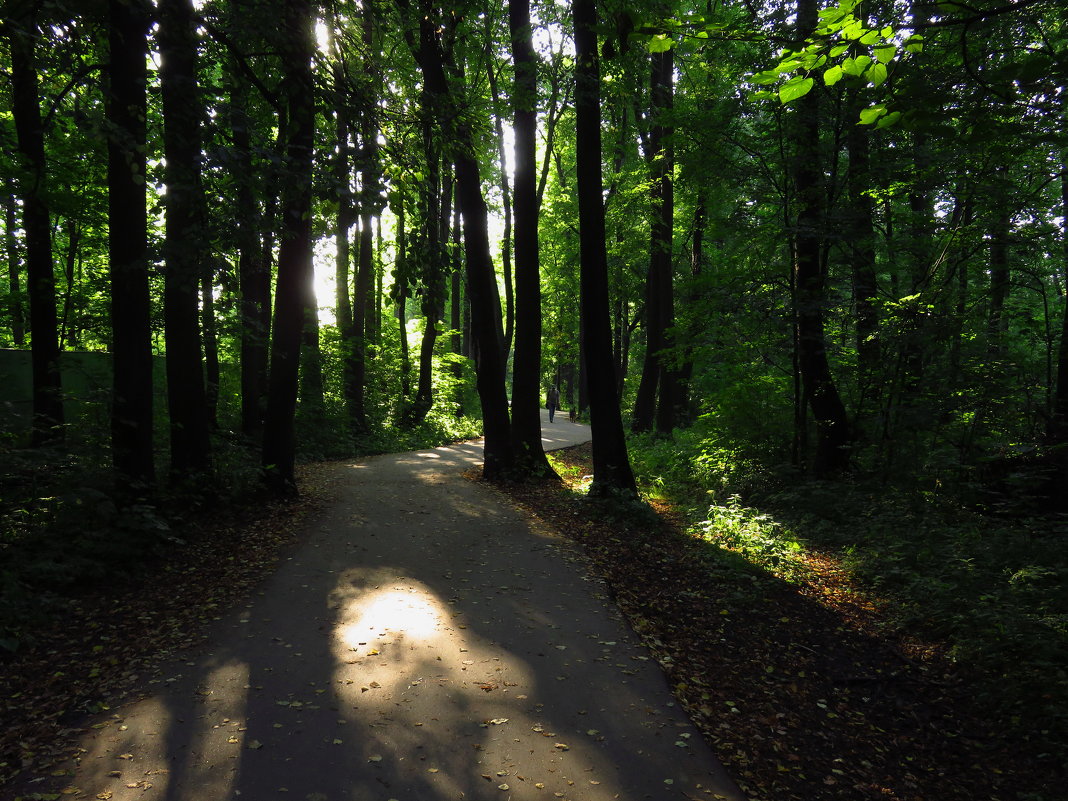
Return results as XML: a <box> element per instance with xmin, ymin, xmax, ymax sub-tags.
<box><xmin>39</xmin><ymin>412</ymin><xmax>745</xmax><ymax>801</ymax></box>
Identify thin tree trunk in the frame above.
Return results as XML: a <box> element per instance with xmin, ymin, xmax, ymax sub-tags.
<box><xmin>202</xmin><ymin>268</ymin><xmax>220</xmax><ymax>429</ymax></box>
<box><xmin>58</xmin><ymin>218</ymin><xmax>79</xmax><ymax>350</ymax></box>
<box><xmin>352</xmin><ymin>1</ymin><xmax>378</xmax><ymax>434</ymax></box>
<box><xmin>262</xmin><ymin>0</ymin><xmax>315</xmax><ymax>493</ymax></box>
<box><xmin>4</xmin><ymin>184</ymin><xmax>25</xmax><ymax>346</ymax></box>
<box><xmin>334</xmin><ymin>99</ymin><xmax>360</xmax><ymax>431</ymax></box>
<box><xmin>677</xmin><ymin>191</ymin><xmax>706</xmax><ymax>419</ymax></box>
<box><xmin>573</xmin><ymin>0</ymin><xmax>636</xmax><ymax>496</ymax></box>
<box><xmin>8</xmin><ymin>7</ymin><xmax>64</xmax><ymax>443</ymax></box>
<box><xmin>651</xmin><ymin>46</ymin><xmax>677</xmax><ymax>436</ymax></box>
<box><xmin>107</xmin><ymin>0</ymin><xmax>154</xmax><ymax>485</ymax></box>
<box><xmin>395</xmin><ymin>198</ymin><xmax>412</xmax><ymax>401</ymax></box>
<box><xmin>988</xmin><ymin>168</ymin><xmax>1011</xmax><ymax>354</ymax></box>
<box><xmin>847</xmin><ymin>89</ymin><xmax>880</xmax><ymax>408</ymax></box>
<box><xmin>160</xmin><ymin>0</ymin><xmax>211</xmax><ymax>475</ymax></box>
<box><xmin>487</xmin><ymin>58</ymin><xmax>515</xmax><ymax>360</ymax></box>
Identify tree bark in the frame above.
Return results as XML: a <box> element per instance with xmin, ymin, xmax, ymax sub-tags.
<box><xmin>573</xmin><ymin>0</ymin><xmax>637</xmax><ymax>496</ymax></box>
<box><xmin>847</xmin><ymin>89</ymin><xmax>880</xmax><ymax>397</ymax></box>
<box><xmin>401</xmin><ymin>0</ymin><xmax>513</xmax><ymax>477</ymax></box>
<box><xmin>159</xmin><ymin>0</ymin><xmax>211</xmax><ymax>475</ymax></box>
<box><xmin>202</xmin><ymin>267</ymin><xmax>220</xmax><ymax>429</ymax></box>
<box><xmin>793</xmin><ymin>0</ymin><xmax>850</xmax><ymax>475</ymax></box>
<box><xmin>632</xmin><ymin>46</ymin><xmax>676</xmax><ymax>436</ymax></box>
<box><xmin>107</xmin><ymin>0</ymin><xmax>154</xmax><ymax>486</ymax></box>
<box><xmin>4</xmin><ymin>183</ymin><xmax>25</xmax><ymax>347</ymax></box>
<box><xmin>262</xmin><ymin>0</ymin><xmax>315</xmax><ymax>493</ymax></box>
<box><xmin>228</xmin><ymin>0</ymin><xmax>271</xmax><ymax>437</ymax></box>
<box><xmin>8</xmin><ymin>6</ymin><xmax>64</xmax><ymax>444</ymax></box>
<box><xmin>487</xmin><ymin>57</ymin><xmax>515</xmax><ymax>361</ymax></box>
<box><xmin>509</xmin><ymin>0</ymin><xmax>554</xmax><ymax>477</ymax></box>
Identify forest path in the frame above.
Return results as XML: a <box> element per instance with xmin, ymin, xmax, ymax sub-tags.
<box><xmin>51</xmin><ymin>412</ymin><xmax>744</xmax><ymax>801</ymax></box>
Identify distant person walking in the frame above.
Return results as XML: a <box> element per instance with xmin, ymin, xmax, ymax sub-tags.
<box><xmin>546</xmin><ymin>385</ymin><xmax>560</xmax><ymax>423</ymax></box>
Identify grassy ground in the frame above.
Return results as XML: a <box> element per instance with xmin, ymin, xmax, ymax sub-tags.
<box><xmin>494</xmin><ymin>441</ymin><xmax>1065</xmax><ymax>801</ymax></box>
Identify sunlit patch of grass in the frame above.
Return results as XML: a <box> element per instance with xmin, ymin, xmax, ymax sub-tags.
<box><xmin>689</xmin><ymin>495</ymin><xmax>812</xmax><ymax>585</ymax></box>
<box><xmin>546</xmin><ymin>450</ymin><xmax>592</xmax><ymax>493</ymax></box>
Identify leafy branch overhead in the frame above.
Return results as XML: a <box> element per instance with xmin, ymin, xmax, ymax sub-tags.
<box><xmin>749</xmin><ymin>0</ymin><xmax>924</xmax><ymax>127</ymax></box>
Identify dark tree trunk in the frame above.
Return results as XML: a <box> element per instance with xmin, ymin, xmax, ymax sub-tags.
<box><xmin>987</xmin><ymin>170</ymin><xmax>1011</xmax><ymax>354</ymax></box>
<box><xmin>262</xmin><ymin>0</ymin><xmax>315</xmax><ymax>494</ymax></box>
<box><xmin>107</xmin><ymin>0</ymin><xmax>154</xmax><ymax>485</ymax></box>
<box><xmin>847</xmin><ymin>89</ymin><xmax>880</xmax><ymax>422</ymax></box>
<box><xmin>509</xmin><ymin>0</ymin><xmax>553</xmax><ymax>477</ymax></box>
<box><xmin>228</xmin><ymin>6</ymin><xmax>271</xmax><ymax>437</ymax></box>
<box><xmin>160</xmin><ymin>0</ymin><xmax>211</xmax><ymax>475</ymax></box>
<box><xmin>677</xmin><ymin>190</ymin><xmax>706</xmax><ymax>419</ymax></box>
<box><xmin>650</xmin><ymin>47</ymin><xmax>677</xmax><ymax>437</ymax></box>
<box><xmin>4</xmin><ymin>183</ymin><xmax>25</xmax><ymax>347</ymax></box>
<box><xmin>632</xmin><ymin>46</ymin><xmax>676</xmax><ymax>436</ymax></box>
<box><xmin>793</xmin><ymin>0</ymin><xmax>849</xmax><ymax>475</ymax></box>
<box><xmin>404</xmin><ymin>104</ymin><xmax>444</xmax><ymax>427</ymax></box>
<box><xmin>402</xmin><ymin>0</ymin><xmax>512</xmax><ymax>478</ymax></box>
<box><xmin>299</xmin><ymin>281</ymin><xmax>325</xmax><ymax>425</ymax></box>
<box><xmin>351</xmin><ymin>2</ymin><xmax>378</xmax><ymax>434</ymax></box>
<box><xmin>8</xmin><ymin>7</ymin><xmax>64</xmax><ymax>444</ymax></box>
<box><xmin>573</xmin><ymin>0</ymin><xmax>636</xmax><ymax>496</ymax></box>
<box><xmin>1046</xmin><ymin>131</ymin><xmax>1068</xmax><ymax>512</ymax></box>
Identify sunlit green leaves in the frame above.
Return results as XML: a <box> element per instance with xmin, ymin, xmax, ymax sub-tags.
<box><xmin>778</xmin><ymin>76</ymin><xmax>814</xmax><ymax>103</ymax></box>
<box><xmin>647</xmin><ymin>34</ymin><xmax>672</xmax><ymax>53</ymax></box>
<box><xmin>873</xmin><ymin>45</ymin><xmax>897</xmax><ymax>63</ymax></box>
<box><xmin>747</xmin><ymin>0</ymin><xmax>921</xmax><ymax>110</ymax></box>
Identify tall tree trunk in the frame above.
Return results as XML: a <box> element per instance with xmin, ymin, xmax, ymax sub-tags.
<box><xmin>450</xmin><ymin>192</ymin><xmax>465</xmax><ymax>416</ymax></box>
<box><xmin>262</xmin><ymin>0</ymin><xmax>315</xmax><ymax>493</ymax></box>
<box><xmin>228</xmin><ymin>0</ymin><xmax>271</xmax><ymax>437</ymax></box>
<box><xmin>487</xmin><ymin>57</ymin><xmax>515</xmax><ymax>360</ymax></box>
<box><xmin>847</xmin><ymin>89</ymin><xmax>880</xmax><ymax>411</ymax></box>
<box><xmin>8</xmin><ymin>6</ymin><xmax>64</xmax><ymax>444</ymax></box>
<box><xmin>202</xmin><ymin>268</ymin><xmax>220</xmax><ymax>429</ymax></box>
<box><xmin>58</xmin><ymin>218</ymin><xmax>79</xmax><ymax>351</ymax></box>
<box><xmin>1046</xmin><ymin>127</ymin><xmax>1068</xmax><ymax>511</ymax></box>
<box><xmin>401</xmin><ymin>0</ymin><xmax>513</xmax><ymax>478</ymax></box>
<box><xmin>404</xmin><ymin>149</ymin><xmax>447</xmax><ymax>426</ymax></box>
<box><xmin>299</xmin><ymin>281</ymin><xmax>325</xmax><ymax>425</ymax></box>
<box><xmin>632</xmin><ymin>46</ymin><xmax>676</xmax><ymax>436</ymax></box>
<box><xmin>509</xmin><ymin>0</ymin><xmax>553</xmax><ymax>477</ymax></box>
<box><xmin>793</xmin><ymin>0</ymin><xmax>849</xmax><ymax>475</ymax></box>
<box><xmin>573</xmin><ymin>0</ymin><xmax>636</xmax><ymax>496</ymax></box>
<box><xmin>651</xmin><ymin>47</ymin><xmax>677</xmax><ymax>437</ymax></box>
<box><xmin>395</xmin><ymin>199</ymin><xmax>412</xmax><ymax>403</ymax></box>
<box><xmin>988</xmin><ymin>168</ymin><xmax>1011</xmax><ymax>354</ymax></box>
<box><xmin>352</xmin><ymin>1</ymin><xmax>379</xmax><ymax>434</ymax></box>
<box><xmin>677</xmin><ymin>190</ymin><xmax>706</xmax><ymax>420</ymax></box>
<box><xmin>4</xmin><ymin>183</ymin><xmax>25</xmax><ymax>346</ymax></box>
<box><xmin>334</xmin><ymin>97</ymin><xmax>360</xmax><ymax>432</ymax></box>
<box><xmin>160</xmin><ymin>0</ymin><xmax>211</xmax><ymax>475</ymax></box>
<box><xmin>107</xmin><ymin>0</ymin><xmax>154</xmax><ymax>486</ymax></box>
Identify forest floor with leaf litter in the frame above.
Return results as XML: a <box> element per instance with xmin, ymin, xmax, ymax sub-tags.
<box><xmin>492</xmin><ymin>442</ymin><xmax>1062</xmax><ymax>801</ymax></box>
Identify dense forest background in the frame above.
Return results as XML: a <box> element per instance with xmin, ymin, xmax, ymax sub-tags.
<box><xmin>2</xmin><ymin>0</ymin><xmax>1066</xmax><ymax>793</ymax></box>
